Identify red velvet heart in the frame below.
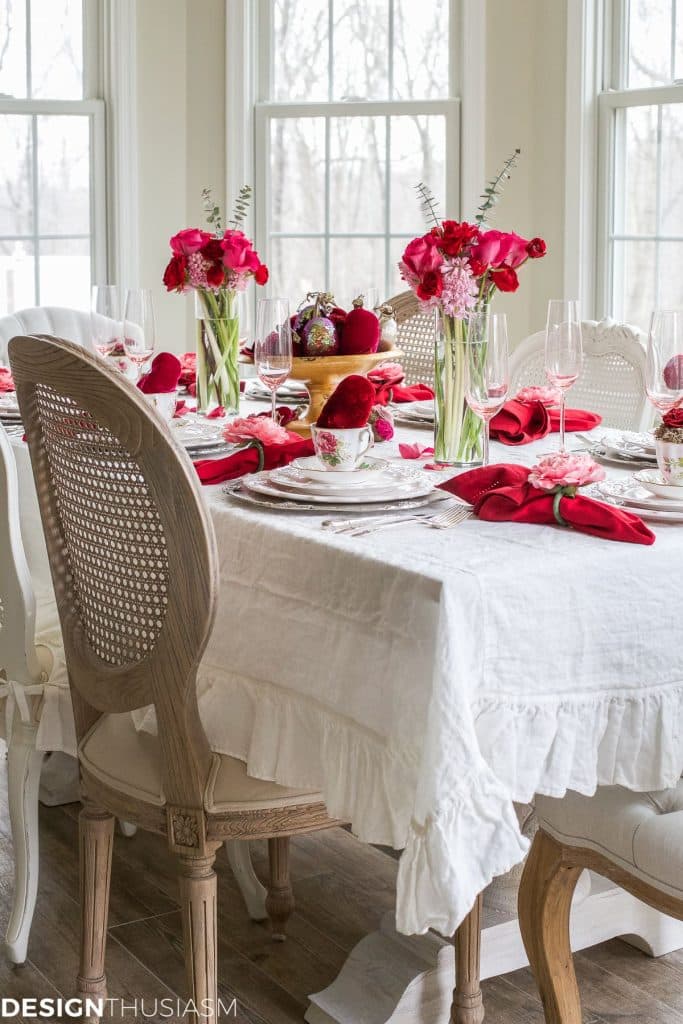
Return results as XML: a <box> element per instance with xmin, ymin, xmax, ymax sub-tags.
<box><xmin>317</xmin><ymin>374</ymin><xmax>376</xmax><ymax>428</ymax></box>
<box><xmin>137</xmin><ymin>352</ymin><xmax>182</xmax><ymax>393</ymax></box>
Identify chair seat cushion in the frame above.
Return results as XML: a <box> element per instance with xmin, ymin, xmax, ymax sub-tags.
<box><xmin>79</xmin><ymin>713</ymin><xmax>322</xmax><ymax>813</ymax></box>
<box><xmin>536</xmin><ymin>782</ymin><xmax>683</xmax><ymax>900</ymax></box>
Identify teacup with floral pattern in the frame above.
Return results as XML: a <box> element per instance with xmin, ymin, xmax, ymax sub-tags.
<box><xmin>311</xmin><ymin>424</ymin><xmax>374</xmax><ymax>471</ymax></box>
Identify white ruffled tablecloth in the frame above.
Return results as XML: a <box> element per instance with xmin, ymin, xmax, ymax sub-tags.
<box><xmin>10</xmin><ymin>418</ymin><xmax>683</xmax><ymax>936</ymax></box>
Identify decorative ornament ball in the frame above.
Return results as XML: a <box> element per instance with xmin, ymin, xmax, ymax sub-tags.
<box><xmin>302</xmin><ymin>316</ymin><xmax>339</xmax><ymax>356</ymax></box>
<box><xmin>663</xmin><ymin>353</ymin><xmax>683</xmax><ymax>390</ymax></box>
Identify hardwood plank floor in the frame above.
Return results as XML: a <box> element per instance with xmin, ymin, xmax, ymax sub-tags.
<box><xmin>2</xmin><ymin>768</ymin><xmax>683</xmax><ymax>1022</ymax></box>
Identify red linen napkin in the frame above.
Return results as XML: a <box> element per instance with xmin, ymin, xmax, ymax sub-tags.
<box><xmin>0</xmin><ymin>367</ymin><xmax>15</xmax><ymax>392</ymax></box>
<box><xmin>368</xmin><ymin>364</ymin><xmax>435</xmax><ymax>405</ymax></box>
<box><xmin>137</xmin><ymin>352</ymin><xmax>182</xmax><ymax>394</ymax></box>
<box><xmin>490</xmin><ymin>401</ymin><xmax>603</xmax><ymax>445</ymax></box>
<box><xmin>438</xmin><ymin>464</ymin><xmax>655</xmax><ymax>545</ymax></box>
<box><xmin>194</xmin><ymin>435</ymin><xmax>315</xmax><ymax>485</ymax></box>
<box><xmin>317</xmin><ymin>374</ymin><xmax>376</xmax><ymax>428</ymax></box>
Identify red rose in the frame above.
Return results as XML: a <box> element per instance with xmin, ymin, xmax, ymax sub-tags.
<box><xmin>527</xmin><ymin>237</ymin><xmax>547</xmax><ymax>259</ymax></box>
<box><xmin>170</xmin><ymin>228</ymin><xmax>211</xmax><ymax>255</ymax></box>
<box><xmin>468</xmin><ymin>257</ymin><xmax>488</xmax><ymax>279</ymax></box>
<box><xmin>491</xmin><ymin>265</ymin><xmax>519</xmax><ymax>292</ymax></box>
<box><xmin>206</xmin><ymin>262</ymin><xmax>225</xmax><ymax>288</ymax></box>
<box><xmin>663</xmin><ymin>407</ymin><xmax>683</xmax><ymax>428</ymax></box>
<box><xmin>163</xmin><ymin>253</ymin><xmax>188</xmax><ymax>292</ymax></box>
<box><xmin>221</xmin><ymin>229</ymin><xmax>261</xmax><ymax>273</ymax></box>
<box><xmin>417</xmin><ymin>270</ymin><xmax>443</xmax><ymax>301</ymax></box>
<box><xmin>254</xmin><ymin>263</ymin><xmax>269</xmax><ymax>285</ymax></box>
<box><xmin>200</xmin><ymin>238</ymin><xmax>224</xmax><ymax>263</ymax></box>
<box><xmin>402</xmin><ymin>235</ymin><xmax>444</xmax><ymax>278</ymax></box>
<box><xmin>439</xmin><ymin>220</ymin><xmax>479</xmax><ymax>258</ymax></box>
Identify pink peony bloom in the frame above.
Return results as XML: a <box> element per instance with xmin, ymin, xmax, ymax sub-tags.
<box><xmin>223</xmin><ymin>415</ymin><xmax>290</xmax><ymax>445</ymax></box>
<box><xmin>516</xmin><ymin>385</ymin><xmax>562</xmax><ymax>407</ymax></box>
<box><xmin>528</xmin><ymin>452</ymin><xmax>605</xmax><ymax>491</ymax></box>
<box><xmin>401</xmin><ymin>235</ymin><xmax>444</xmax><ymax>280</ymax></box>
<box><xmin>221</xmin><ymin>230</ymin><xmax>261</xmax><ymax>275</ymax></box>
<box><xmin>170</xmin><ymin>228</ymin><xmax>211</xmax><ymax>255</ymax></box>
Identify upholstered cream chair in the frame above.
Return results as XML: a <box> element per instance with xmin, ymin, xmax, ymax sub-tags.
<box><xmin>519</xmin><ymin>784</ymin><xmax>683</xmax><ymax>1024</ymax></box>
<box><xmin>10</xmin><ymin>335</ymin><xmax>336</xmax><ymax>1020</ymax></box>
<box><xmin>0</xmin><ymin>307</ymin><xmax>98</xmax><ymax>364</ymax></box>
<box><xmin>509</xmin><ymin>318</ymin><xmax>650</xmax><ymax>431</ymax></box>
<box><xmin>385</xmin><ymin>290</ymin><xmax>435</xmax><ymax>387</ymax></box>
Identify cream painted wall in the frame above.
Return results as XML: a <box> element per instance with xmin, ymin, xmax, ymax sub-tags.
<box><xmin>135</xmin><ymin>0</ymin><xmax>225</xmax><ymax>353</ymax></box>
<box><xmin>133</xmin><ymin>0</ymin><xmax>566</xmax><ymax>351</ymax></box>
<box><xmin>484</xmin><ymin>0</ymin><xmax>567</xmax><ymax>346</ymax></box>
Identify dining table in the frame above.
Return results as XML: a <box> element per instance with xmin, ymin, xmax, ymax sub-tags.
<box><xmin>8</xmin><ymin>400</ymin><xmax>683</xmax><ymax>1024</ymax></box>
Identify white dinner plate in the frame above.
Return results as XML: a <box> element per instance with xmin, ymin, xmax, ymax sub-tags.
<box><xmin>593</xmin><ymin>478</ymin><xmax>683</xmax><ymax>518</ymax></box>
<box><xmin>172</xmin><ymin>416</ymin><xmax>226</xmax><ymax>449</ymax></box>
<box><xmin>391</xmin><ymin>400</ymin><xmax>435</xmax><ymax>428</ymax></box>
<box><xmin>589</xmin><ymin>443</ymin><xmax>656</xmax><ymax>469</ymax></box>
<box><xmin>241</xmin><ymin>470</ymin><xmax>435</xmax><ymax>505</ymax></box>
<box><xmin>270</xmin><ymin>462</ymin><xmax>421</xmax><ymax>498</ymax></box>
<box><xmin>600</xmin><ymin>430</ymin><xmax>656</xmax><ymax>458</ymax></box>
<box><xmin>245</xmin><ymin>380</ymin><xmax>308</xmax><ymax>402</ymax></box>
<box><xmin>634</xmin><ymin>469</ymin><xmax>683</xmax><ymax>501</ymax></box>
<box><xmin>224</xmin><ymin>481</ymin><xmax>445</xmax><ymax>515</ymax></box>
<box><xmin>289</xmin><ymin>455</ymin><xmax>389</xmax><ymax>485</ymax></box>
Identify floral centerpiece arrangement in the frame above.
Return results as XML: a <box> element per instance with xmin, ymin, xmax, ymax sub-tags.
<box><xmin>399</xmin><ymin>151</ymin><xmax>547</xmax><ymax>465</ymax></box>
<box><xmin>163</xmin><ymin>186</ymin><xmax>268</xmax><ymax>414</ymax></box>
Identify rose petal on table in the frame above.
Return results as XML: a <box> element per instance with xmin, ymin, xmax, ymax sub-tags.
<box><xmin>399</xmin><ymin>442</ymin><xmax>434</xmax><ymax>459</ymax></box>
<box><xmin>207</xmin><ymin>406</ymin><xmax>226</xmax><ymax>419</ymax></box>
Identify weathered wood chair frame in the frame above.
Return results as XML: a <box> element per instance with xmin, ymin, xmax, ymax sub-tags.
<box><xmin>10</xmin><ymin>335</ymin><xmax>335</xmax><ymax>1020</ymax></box>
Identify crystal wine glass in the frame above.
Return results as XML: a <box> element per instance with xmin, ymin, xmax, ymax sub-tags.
<box><xmin>91</xmin><ymin>285</ymin><xmax>122</xmax><ymax>358</ymax></box>
<box><xmin>254</xmin><ymin>298</ymin><xmax>293</xmax><ymax>423</ymax></box>
<box><xmin>646</xmin><ymin>309</ymin><xmax>683</xmax><ymax>414</ymax></box>
<box><xmin>465</xmin><ymin>311</ymin><xmax>510</xmax><ymax>467</ymax></box>
<box><xmin>123</xmin><ymin>289</ymin><xmax>156</xmax><ymax>378</ymax></box>
<box><xmin>545</xmin><ymin>299</ymin><xmax>582</xmax><ymax>452</ymax></box>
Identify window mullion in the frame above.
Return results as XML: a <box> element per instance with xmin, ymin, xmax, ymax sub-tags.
<box><xmin>31</xmin><ymin>113</ymin><xmax>40</xmax><ymax>303</ymax></box>
<box><xmin>324</xmin><ymin>116</ymin><xmax>331</xmax><ymax>291</ymax></box>
<box><xmin>654</xmin><ymin>105</ymin><xmax>664</xmax><ymax>309</ymax></box>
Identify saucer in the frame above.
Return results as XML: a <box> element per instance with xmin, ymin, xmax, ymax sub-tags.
<box><xmin>291</xmin><ymin>455</ymin><xmax>389</xmax><ymax>484</ymax></box>
<box><xmin>634</xmin><ymin>469</ymin><xmax>683</xmax><ymax>500</ymax></box>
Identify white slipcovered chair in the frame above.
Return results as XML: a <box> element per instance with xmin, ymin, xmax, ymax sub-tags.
<box><xmin>509</xmin><ymin>318</ymin><xmax>650</xmax><ymax>431</ymax></box>
<box><xmin>0</xmin><ymin>307</ymin><xmax>99</xmax><ymax>365</ymax></box>
<box><xmin>519</xmin><ymin>784</ymin><xmax>683</xmax><ymax>1023</ymax></box>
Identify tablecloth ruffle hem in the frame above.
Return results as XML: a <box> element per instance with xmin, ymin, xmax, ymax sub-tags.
<box><xmin>132</xmin><ymin>670</ymin><xmax>683</xmax><ymax>936</ymax></box>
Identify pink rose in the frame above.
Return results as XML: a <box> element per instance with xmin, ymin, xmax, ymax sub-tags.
<box><xmin>470</xmin><ymin>229</ymin><xmax>529</xmax><ymax>270</ymax></box>
<box><xmin>223</xmin><ymin>415</ymin><xmax>290</xmax><ymax>445</ymax></box>
<box><xmin>369</xmin><ymin>405</ymin><xmax>395</xmax><ymax>442</ymax></box>
<box><xmin>170</xmin><ymin>228</ymin><xmax>211</xmax><ymax>255</ymax></box>
<box><xmin>314</xmin><ymin>430</ymin><xmax>338</xmax><ymax>455</ymax></box>
<box><xmin>221</xmin><ymin>230</ymin><xmax>261</xmax><ymax>274</ymax></box>
<box><xmin>516</xmin><ymin>385</ymin><xmax>562</xmax><ymax>407</ymax></box>
<box><xmin>401</xmin><ymin>235</ymin><xmax>444</xmax><ymax>279</ymax></box>
<box><xmin>528</xmin><ymin>452</ymin><xmax>605</xmax><ymax>491</ymax></box>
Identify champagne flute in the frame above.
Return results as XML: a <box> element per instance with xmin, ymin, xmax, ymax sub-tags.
<box><xmin>123</xmin><ymin>289</ymin><xmax>156</xmax><ymax>378</ymax></box>
<box><xmin>91</xmin><ymin>285</ymin><xmax>121</xmax><ymax>358</ymax></box>
<box><xmin>545</xmin><ymin>299</ymin><xmax>582</xmax><ymax>452</ymax></box>
<box><xmin>254</xmin><ymin>298</ymin><xmax>293</xmax><ymax>423</ymax></box>
<box><xmin>646</xmin><ymin>309</ymin><xmax>683</xmax><ymax>414</ymax></box>
<box><xmin>465</xmin><ymin>311</ymin><xmax>510</xmax><ymax>467</ymax></box>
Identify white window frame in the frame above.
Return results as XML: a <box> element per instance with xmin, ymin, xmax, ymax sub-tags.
<box><xmin>225</xmin><ymin>0</ymin><xmax>485</xmax><ymax>300</ymax></box>
<box><xmin>0</xmin><ymin>0</ymin><xmax>107</xmax><ymax>305</ymax></box>
<box><xmin>566</xmin><ymin>0</ymin><xmax>683</xmax><ymax>320</ymax></box>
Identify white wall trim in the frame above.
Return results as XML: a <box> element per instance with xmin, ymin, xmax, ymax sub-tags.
<box><xmin>564</xmin><ymin>0</ymin><xmax>601</xmax><ymax>314</ymax></box>
<box><xmin>100</xmin><ymin>0</ymin><xmax>139</xmax><ymax>288</ymax></box>
<box><xmin>225</xmin><ymin>0</ymin><xmax>256</xmax><ymax>238</ymax></box>
<box><xmin>458</xmin><ymin>0</ymin><xmax>486</xmax><ymax>220</ymax></box>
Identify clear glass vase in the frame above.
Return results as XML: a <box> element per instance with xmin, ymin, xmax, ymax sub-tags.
<box><xmin>433</xmin><ymin>311</ymin><xmax>483</xmax><ymax>467</ymax></box>
<box><xmin>195</xmin><ymin>292</ymin><xmax>241</xmax><ymax>415</ymax></box>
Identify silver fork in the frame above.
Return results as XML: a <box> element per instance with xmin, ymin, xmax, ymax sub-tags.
<box><xmin>342</xmin><ymin>502</ymin><xmax>472</xmax><ymax>536</ymax></box>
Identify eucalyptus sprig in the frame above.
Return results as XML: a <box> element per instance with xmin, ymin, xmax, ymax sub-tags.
<box><xmin>476</xmin><ymin>148</ymin><xmax>521</xmax><ymax>227</ymax></box>
<box><xmin>230</xmin><ymin>184</ymin><xmax>252</xmax><ymax>229</ymax></box>
<box><xmin>415</xmin><ymin>182</ymin><xmax>441</xmax><ymax>229</ymax></box>
<box><xmin>201</xmin><ymin>186</ymin><xmax>223</xmax><ymax>236</ymax></box>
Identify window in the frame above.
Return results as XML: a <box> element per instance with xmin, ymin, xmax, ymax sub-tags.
<box><xmin>0</xmin><ymin>0</ymin><xmax>104</xmax><ymax>313</ymax></box>
<box><xmin>599</xmin><ymin>0</ymin><xmax>683</xmax><ymax>330</ymax></box>
<box><xmin>253</xmin><ymin>0</ymin><xmax>460</xmax><ymax>306</ymax></box>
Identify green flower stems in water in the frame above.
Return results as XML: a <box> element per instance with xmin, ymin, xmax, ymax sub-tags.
<box><xmin>196</xmin><ymin>288</ymin><xmax>241</xmax><ymax>414</ymax></box>
<box><xmin>434</xmin><ymin>314</ymin><xmax>483</xmax><ymax>466</ymax></box>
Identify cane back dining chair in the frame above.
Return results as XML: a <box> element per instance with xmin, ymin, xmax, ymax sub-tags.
<box><xmin>519</xmin><ymin>784</ymin><xmax>683</xmax><ymax>1024</ymax></box>
<box><xmin>385</xmin><ymin>290</ymin><xmax>435</xmax><ymax>387</ymax></box>
<box><xmin>10</xmin><ymin>334</ymin><xmax>336</xmax><ymax>1019</ymax></box>
<box><xmin>509</xmin><ymin>318</ymin><xmax>650</xmax><ymax>431</ymax></box>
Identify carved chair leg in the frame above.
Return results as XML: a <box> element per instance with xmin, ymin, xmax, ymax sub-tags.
<box><xmin>5</xmin><ymin>717</ymin><xmax>45</xmax><ymax>964</ymax></box>
<box><xmin>178</xmin><ymin>850</ymin><xmax>219</xmax><ymax>1024</ymax></box>
<box><xmin>451</xmin><ymin>893</ymin><xmax>485</xmax><ymax>1024</ymax></box>
<box><xmin>266</xmin><ymin>836</ymin><xmax>294</xmax><ymax>941</ymax></box>
<box><xmin>518</xmin><ymin>829</ymin><xmax>583</xmax><ymax>1024</ymax></box>
<box><xmin>77</xmin><ymin>804</ymin><xmax>115</xmax><ymax>1006</ymax></box>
